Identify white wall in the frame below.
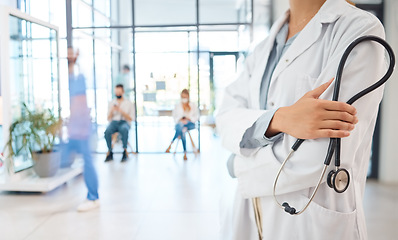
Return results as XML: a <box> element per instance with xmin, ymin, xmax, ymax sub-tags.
<box><xmin>271</xmin><ymin>0</ymin><xmax>289</xmax><ymax>22</ymax></box>
<box><xmin>0</xmin><ymin>0</ymin><xmax>16</xmax><ymax>8</ymax></box>
<box><xmin>250</xmin><ymin>0</ymin><xmax>288</xmax><ymax>45</ymax></box>
<box><xmin>379</xmin><ymin>0</ymin><xmax>398</xmax><ymax>183</ymax></box>
<box><xmin>252</xmin><ymin>0</ymin><xmax>272</xmax><ymax>44</ymax></box>
<box><xmin>270</xmin><ymin>1</ymin><xmax>385</xmax><ymax>22</ymax></box>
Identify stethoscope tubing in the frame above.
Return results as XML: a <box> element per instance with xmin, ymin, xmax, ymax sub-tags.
<box><xmin>273</xmin><ymin>35</ymin><xmax>396</xmax><ymax>215</ymax></box>
<box><xmin>273</xmin><ymin>150</ymin><xmax>329</xmax><ymax>215</ymax></box>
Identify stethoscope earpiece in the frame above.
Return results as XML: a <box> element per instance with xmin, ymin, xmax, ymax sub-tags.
<box><xmin>282</xmin><ymin>202</ymin><xmax>297</xmax><ymax>215</ymax></box>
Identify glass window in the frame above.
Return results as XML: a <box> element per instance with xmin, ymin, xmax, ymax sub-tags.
<box><xmin>9</xmin><ymin>15</ymin><xmax>59</xmax><ymax>112</ymax></box>
<box><xmin>19</xmin><ymin>0</ymin><xmax>70</xmax><ymax>124</ymax></box>
<box><xmin>199</xmin><ymin>0</ymin><xmax>251</xmax><ymax>24</ymax></box>
<box><xmin>110</xmin><ymin>28</ymin><xmax>133</xmax><ymax>96</ymax></box>
<box><xmin>94</xmin><ymin>35</ymin><xmax>112</xmax><ymax>125</ymax></box>
<box><xmin>73</xmin><ymin>30</ymin><xmax>96</xmax><ymax>121</ymax></box>
<box><xmin>199</xmin><ymin>30</ymin><xmax>239</xmax><ymax>52</ymax></box>
<box><xmin>133</xmin><ymin>29</ymin><xmax>195</xmax><ymax>152</ymax></box>
<box><xmin>49</xmin><ymin>0</ymin><xmax>67</xmax><ymax>38</ymax></box>
<box><xmin>135</xmin><ymin>0</ymin><xmax>196</xmax><ymax>26</ymax></box>
<box><xmin>72</xmin><ymin>0</ymin><xmax>93</xmax><ymax>28</ymax></box>
<box><xmin>8</xmin><ymin>15</ymin><xmax>59</xmax><ymax>171</ymax></box>
<box><xmin>135</xmin><ymin>52</ymin><xmax>193</xmax><ymax>152</ymax></box>
<box><xmin>59</xmin><ymin>58</ymin><xmax>70</xmax><ymax>119</ymax></box>
<box><xmin>211</xmin><ymin>54</ymin><xmax>238</xmax><ymax>110</ymax></box>
<box><xmin>111</xmin><ymin>0</ymin><xmax>133</xmax><ymax>26</ymax></box>
<box><xmin>27</xmin><ymin>0</ymin><xmax>50</xmax><ymax>22</ymax></box>
<box><xmin>93</xmin><ymin>0</ymin><xmax>110</xmax><ymax>18</ymax></box>
<box><xmin>135</xmin><ymin>32</ymin><xmax>190</xmax><ymax>53</ymax></box>
<box><xmin>252</xmin><ymin>0</ymin><xmax>272</xmax><ymax>44</ymax></box>
<box><xmin>239</xmin><ymin>25</ymin><xmax>252</xmax><ymax>51</ymax></box>
<box><xmin>72</xmin><ymin>0</ymin><xmax>133</xmax><ymax>27</ymax></box>
<box><xmin>65</xmin><ymin>0</ymin><xmax>258</xmax><ymax>153</ymax></box>
<box><xmin>93</xmin><ymin>10</ymin><xmax>110</xmax><ymax>27</ymax></box>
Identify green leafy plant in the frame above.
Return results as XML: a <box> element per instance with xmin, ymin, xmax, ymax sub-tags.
<box><xmin>5</xmin><ymin>103</ymin><xmax>62</xmax><ymax>158</ymax></box>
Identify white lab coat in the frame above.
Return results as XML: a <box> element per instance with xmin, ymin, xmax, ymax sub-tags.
<box><xmin>216</xmin><ymin>0</ymin><xmax>388</xmax><ymax>239</ymax></box>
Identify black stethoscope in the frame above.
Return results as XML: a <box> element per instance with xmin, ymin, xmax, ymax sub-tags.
<box><xmin>272</xmin><ymin>35</ymin><xmax>396</xmax><ymax>215</ymax></box>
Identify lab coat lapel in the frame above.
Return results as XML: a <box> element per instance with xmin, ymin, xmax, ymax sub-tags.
<box><xmin>270</xmin><ymin>0</ymin><xmax>346</xmax><ymax>86</ymax></box>
<box><xmin>270</xmin><ymin>16</ymin><xmax>323</xmax><ymax>83</ymax></box>
<box><xmin>249</xmin><ymin>13</ymin><xmax>289</xmax><ymax>109</ymax></box>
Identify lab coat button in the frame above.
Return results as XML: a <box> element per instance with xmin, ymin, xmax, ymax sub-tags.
<box><xmin>270</xmin><ymin>102</ymin><xmax>275</xmax><ymax>107</ymax></box>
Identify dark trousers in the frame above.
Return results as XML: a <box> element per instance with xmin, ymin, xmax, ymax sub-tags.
<box><xmin>104</xmin><ymin>120</ymin><xmax>130</xmax><ymax>151</ymax></box>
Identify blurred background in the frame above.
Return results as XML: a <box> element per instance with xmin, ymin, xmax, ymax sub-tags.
<box><xmin>0</xmin><ymin>0</ymin><xmax>397</xmax><ymax>239</ymax></box>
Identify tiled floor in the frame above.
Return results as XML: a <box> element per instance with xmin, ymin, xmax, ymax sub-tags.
<box><xmin>0</xmin><ymin>127</ymin><xmax>397</xmax><ymax>240</ymax></box>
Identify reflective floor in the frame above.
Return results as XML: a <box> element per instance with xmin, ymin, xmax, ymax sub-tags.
<box><xmin>0</xmin><ymin>127</ymin><xmax>397</xmax><ymax>240</ymax></box>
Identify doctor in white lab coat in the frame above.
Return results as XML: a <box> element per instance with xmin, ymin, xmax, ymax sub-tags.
<box><xmin>216</xmin><ymin>0</ymin><xmax>388</xmax><ymax>239</ymax></box>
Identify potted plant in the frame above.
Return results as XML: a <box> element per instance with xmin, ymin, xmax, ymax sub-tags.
<box><xmin>5</xmin><ymin>103</ymin><xmax>62</xmax><ymax>177</ymax></box>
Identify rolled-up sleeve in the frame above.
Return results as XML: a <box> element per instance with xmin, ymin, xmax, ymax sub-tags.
<box><xmin>239</xmin><ymin>109</ymin><xmax>283</xmax><ymax>149</ymax></box>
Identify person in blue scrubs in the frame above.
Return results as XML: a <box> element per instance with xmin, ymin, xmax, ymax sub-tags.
<box><xmin>61</xmin><ymin>48</ymin><xmax>100</xmax><ymax>212</ymax></box>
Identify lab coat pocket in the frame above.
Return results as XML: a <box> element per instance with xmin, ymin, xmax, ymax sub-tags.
<box><xmin>295</xmin><ymin>74</ymin><xmax>317</xmax><ymax>100</ymax></box>
<box><xmin>298</xmin><ymin>194</ymin><xmax>360</xmax><ymax>240</ymax></box>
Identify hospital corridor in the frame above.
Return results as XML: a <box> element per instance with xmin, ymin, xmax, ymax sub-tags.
<box><xmin>0</xmin><ymin>0</ymin><xmax>398</xmax><ymax>240</ymax></box>
<box><xmin>1</xmin><ymin>127</ymin><xmax>397</xmax><ymax>239</ymax></box>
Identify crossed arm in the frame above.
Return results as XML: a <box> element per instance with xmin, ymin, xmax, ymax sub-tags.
<box><xmin>266</xmin><ymin>78</ymin><xmax>358</xmax><ymax>140</ymax></box>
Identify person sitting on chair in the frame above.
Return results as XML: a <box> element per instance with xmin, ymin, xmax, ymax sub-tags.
<box><xmin>166</xmin><ymin>89</ymin><xmax>199</xmax><ymax>160</ymax></box>
<box><xmin>104</xmin><ymin>84</ymin><xmax>135</xmax><ymax>162</ymax></box>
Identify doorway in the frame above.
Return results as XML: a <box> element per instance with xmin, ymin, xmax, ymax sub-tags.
<box><xmin>208</xmin><ymin>52</ymin><xmax>239</xmax><ymax>121</ymax></box>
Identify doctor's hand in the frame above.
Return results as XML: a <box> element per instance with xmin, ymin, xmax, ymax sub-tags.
<box><xmin>266</xmin><ymin>79</ymin><xmax>358</xmax><ymax>139</ymax></box>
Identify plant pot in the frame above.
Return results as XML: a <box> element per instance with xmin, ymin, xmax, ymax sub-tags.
<box><xmin>32</xmin><ymin>151</ymin><xmax>61</xmax><ymax>178</ymax></box>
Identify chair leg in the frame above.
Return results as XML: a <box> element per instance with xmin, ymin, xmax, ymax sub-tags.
<box><xmin>112</xmin><ymin>132</ymin><xmax>136</xmax><ymax>154</ymax></box>
<box><xmin>165</xmin><ymin>140</ymin><xmax>173</xmax><ymax>153</ymax></box>
<box><xmin>128</xmin><ymin>142</ymin><xmax>136</xmax><ymax>154</ymax></box>
<box><xmin>174</xmin><ymin>137</ymin><xmax>180</xmax><ymax>154</ymax></box>
<box><xmin>187</xmin><ymin>131</ymin><xmax>198</xmax><ymax>153</ymax></box>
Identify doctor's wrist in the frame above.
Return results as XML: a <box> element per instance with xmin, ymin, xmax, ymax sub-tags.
<box><xmin>265</xmin><ymin>107</ymin><xmax>286</xmax><ymax>138</ymax></box>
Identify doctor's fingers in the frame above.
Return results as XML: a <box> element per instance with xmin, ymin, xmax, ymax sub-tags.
<box><xmin>319</xmin><ymin>120</ymin><xmax>356</xmax><ymax>132</ymax></box>
<box><xmin>317</xmin><ymin>99</ymin><xmax>357</xmax><ymax>115</ymax></box>
<box><xmin>321</xmin><ymin>111</ymin><xmax>359</xmax><ymax>124</ymax></box>
<box><xmin>314</xmin><ymin>129</ymin><xmax>351</xmax><ymax>139</ymax></box>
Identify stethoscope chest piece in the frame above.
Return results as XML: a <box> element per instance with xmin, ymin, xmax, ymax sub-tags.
<box><xmin>272</xmin><ymin>35</ymin><xmax>395</xmax><ymax>216</ymax></box>
<box><xmin>327</xmin><ymin>168</ymin><xmax>350</xmax><ymax>193</ymax></box>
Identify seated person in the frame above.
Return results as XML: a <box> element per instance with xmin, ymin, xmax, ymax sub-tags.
<box><xmin>166</xmin><ymin>89</ymin><xmax>199</xmax><ymax>160</ymax></box>
<box><xmin>104</xmin><ymin>84</ymin><xmax>135</xmax><ymax>162</ymax></box>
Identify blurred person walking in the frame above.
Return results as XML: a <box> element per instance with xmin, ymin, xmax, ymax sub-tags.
<box><xmin>61</xmin><ymin>48</ymin><xmax>99</xmax><ymax>212</ymax></box>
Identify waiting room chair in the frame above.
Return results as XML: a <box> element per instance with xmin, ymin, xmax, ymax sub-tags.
<box><xmin>173</xmin><ymin>130</ymin><xmax>199</xmax><ymax>154</ymax></box>
<box><xmin>111</xmin><ymin>132</ymin><xmax>136</xmax><ymax>154</ymax></box>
